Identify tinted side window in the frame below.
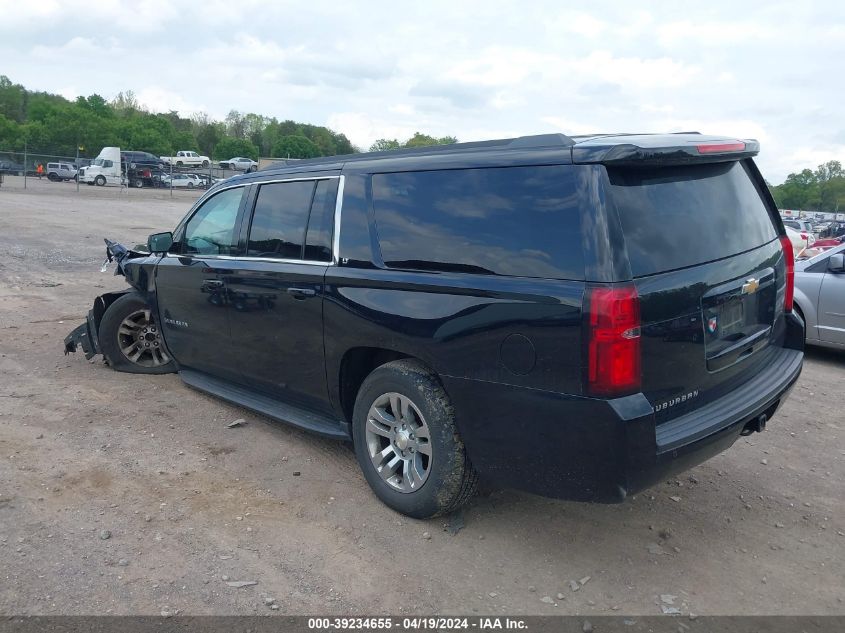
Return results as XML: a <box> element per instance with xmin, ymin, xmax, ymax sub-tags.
<box><xmin>304</xmin><ymin>179</ymin><xmax>337</xmax><ymax>262</ymax></box>
<box><xmin>608</xmin><ymin>161</ymin><xmax>778</xmax><ymax>277</ymax></box>
<box><xmin>183</xmin><ymin>187</ymin><xmax>244</xmax><ymax>255</ymax></box>
<box><xmin>371</xmin><ymin>166</ymin><xmax>584</xmax><ymax>279</ymax></box>
<box><xmin>247</xmin><ymin>181</ymin><xmax>315</xmax><ymax>259</ymax></box>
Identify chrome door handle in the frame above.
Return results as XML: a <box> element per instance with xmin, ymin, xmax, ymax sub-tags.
<box><xmin>287</xmin><ymin>287</ymin><xmax>316</xmax><ymax>299</ymax></box>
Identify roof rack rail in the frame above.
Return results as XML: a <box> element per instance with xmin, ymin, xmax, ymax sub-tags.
<box><xmin>508</xmin><ymin>133</ymin><xmax>575</xmax><ymax>148</ymax></box>
<box><xmin>259</xmin><ymin>132</ymin><xmax>576</xmax><ymax>173</ymax></box>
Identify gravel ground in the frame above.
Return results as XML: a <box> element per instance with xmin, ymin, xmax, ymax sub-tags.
<box><xmin>0</xmin><ymin>176</ymin><xmax>843</xmax><ymax>616</ymax></box>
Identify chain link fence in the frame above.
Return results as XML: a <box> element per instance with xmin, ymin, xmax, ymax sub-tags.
<box><xmin>0</xmin><ymin>145</ymin><xmax>258</xmax><ymax>194</ymax></box>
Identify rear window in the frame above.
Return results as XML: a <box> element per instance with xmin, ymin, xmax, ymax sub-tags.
<box><xmin>608</xmin><ymin>161</ymin><xmax>778</xmax><ymax>277</ymax></box>
<box><xmin>371</xmin><ymin>166</ymin><xmax>584</xmax><ymax>279</ymax></box>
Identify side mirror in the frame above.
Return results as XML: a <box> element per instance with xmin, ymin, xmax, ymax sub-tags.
<box><xmin>829</xmin><ymin>253</ymin><xmax>845</xmax><ymax>272</ymax></box>
<box><xmin>147</xmin><ymin>231</ymin><xmax>174</xmax><ymax>253</ymax></box>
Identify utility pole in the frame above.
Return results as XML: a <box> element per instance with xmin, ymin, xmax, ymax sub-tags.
<box><xmin>23</xmin><ymin>140</ymin><xmax>27</xmax><ymax>190</ymax></box>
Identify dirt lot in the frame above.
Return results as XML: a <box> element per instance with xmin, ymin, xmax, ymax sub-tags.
<box><xmin>0</xmin><ymin>176</ymin><xmax>843</xmax><ymax>616</ymax></box>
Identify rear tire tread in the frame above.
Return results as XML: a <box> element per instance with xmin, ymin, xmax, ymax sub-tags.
<box><xmin>353</xmin><ymin>359</ymin><xmax>478</xmax><ymax>518</ymax></box>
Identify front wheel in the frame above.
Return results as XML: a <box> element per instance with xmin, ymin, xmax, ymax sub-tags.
<box><xmin>98</xmin><ymin>293</ymin><xmax>176</xmax><ymax>374</ymax></box>
<box><xmin>352</xmin><ymin>360</ymin><xmax>478</xmax><ymax>518</ymax></box>
<box><xmin>95</xmin><ymin>175</ymin><xmax>106</xmax><ymax>186</ymax></box>
<box><xmin>201</xmin><ymin>160</ymin><xmax>209</xmax><ymax>168</ymax></box>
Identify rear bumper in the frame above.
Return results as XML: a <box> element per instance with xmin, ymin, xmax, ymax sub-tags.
<box><xmin>443</xmin><ymin>343</ymin><xmax>803</xmax><ymax>503</ymax></box>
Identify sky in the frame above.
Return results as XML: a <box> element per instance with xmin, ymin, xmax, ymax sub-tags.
<box><xmin>1</xmin><ymin>0</ymin><xmax>843</xmax><ymax>183</ymax></box>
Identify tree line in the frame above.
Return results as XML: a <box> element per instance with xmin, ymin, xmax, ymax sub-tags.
<box><xmin>768</xmin><ymin>161</ymin><xmax>845</xmax><ymax>212</ymax></box>
<box><xmin>0</xmin><ymin>76</ymin><xmax>459</xmax><ymax>163</ymax></box>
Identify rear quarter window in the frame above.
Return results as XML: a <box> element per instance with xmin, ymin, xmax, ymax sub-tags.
<box><xmin>608</xmin><ymin>161</ymin><xmax>778</xmax><ymax>277</ymax></box>
<box><xmin>371</xmin><ymin>165</ymin><xmax>584</xmax><ymax>279</ymax></box>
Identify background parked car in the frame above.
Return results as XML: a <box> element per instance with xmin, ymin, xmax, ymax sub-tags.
<box><xmin>783</xmin><ymin>219</ymin><xmax>815</xmax><ymax>234</ymax></box>
<box><xmin>812</xmin><ymin>235</ymin><xmax>845</xmax><ymax>250</ymax></box>
<box><xmin>794</xmin><ymin>243</ymin><xmax>845</xmax><ymax>350</ymax></box>
<box><xmin>820</xmin><ymin>221</ymin><xmax>845</xmax><ymax>239</ymax></box>
<box><xmin>785</xmin><ymin>225</ymin><xmax>816</xmax><ymax>258</ymax></box>
<box><xmin>122</xmin><ymin>151</ymin><xmax>167</xmax><ymax>169</ymax></box>
<box><xmin>0</xmin><ymin>160</ymin><xmax>25</xmax><ymax>175</ymax></box>
<box><xmin>46</xmin><ymin>162</ymin><xmax>78</xmax><ymax>181</ymax></box>
<box><xmin>219</xmin><ymin>157</ymin><xmax>257</xmax><ymax>172</ymax></box>
<box><xmin>160</xmin><ymin>173</ymin><xmax>196</xmax><ymax>188</ymax></box>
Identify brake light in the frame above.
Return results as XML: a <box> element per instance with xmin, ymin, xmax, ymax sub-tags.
<box><xmin>587</xmin><ymin>286</ymin><xmax>641</xmax><ymax>397</ymax></box>
<box><xmin>696</xmin><ymin>141</ymin><xmax>746</xmax><ymax>154</ymax></box>
<box><xmin>779</xmin><ymin>235</ymin><xmax>794</xmax><ymax>312</ymax></box>
<box><xmin>800</xmin><ymin>232</ymin><xmax>808</xmax><ymax>241</ymax></box>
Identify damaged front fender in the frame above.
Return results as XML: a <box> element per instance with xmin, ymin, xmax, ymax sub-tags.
<box><xmin>64</xmin><ymin>291</ymin><xmax>132</xmax><ymax>360</ymax></box>
<box><xmin>63</xmin><ymin>313</ymin><xmax>98</xmax><ymax>359</ymax></box>
<box><xmin>65</xmin><ymin>238</ymin><xmax>159</xmax><ymax>362</ymax></box>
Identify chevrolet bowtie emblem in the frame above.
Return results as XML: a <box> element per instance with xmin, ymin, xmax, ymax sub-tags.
<box><xmin>742</xmin><ymin>278</ymin><xmax>760</xmax><ymax>295</ymax></box>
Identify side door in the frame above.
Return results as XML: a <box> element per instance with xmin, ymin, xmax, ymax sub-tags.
<box><xmin>154</xmin><ymin>185</ymin><xmax>249</xmax><ymax>382</ymax></box>
<box><xmin>225</xmin><ymin>176</ymin><xmax>339</xmax><ymax>414</ymax></box>
<box><xmin>818</xmin><ymin>252</ymin><xmax>845</xmax><ymax>345</ymax></box>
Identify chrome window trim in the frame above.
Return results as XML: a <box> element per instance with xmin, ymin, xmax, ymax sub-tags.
<box><xmin>332</xmin><ymin>175</ymin><xmax>345</xmax><ymax>265</ymax></box>
<box><xmin>170</xmin><ymin>174</ymin><xmax>345</xmax><ymax>266</ymax></box>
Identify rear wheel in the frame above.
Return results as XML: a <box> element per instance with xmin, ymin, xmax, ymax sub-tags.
<box><xmin>794</xmin><ymin>304</ymin><xmax>807</xmax><ymax>342</ymax></box>
<box><xmin>352</xmin><ymin>359</ymin><xmax>478</xmax><ymax>518</ymax></box>
<box><xmin>98</xmin><ymin>293</ymin><xmax>176</xmax><ymax>374</ymax></box>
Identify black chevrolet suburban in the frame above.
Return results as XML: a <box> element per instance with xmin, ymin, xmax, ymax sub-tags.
<box><xmin>65</xmin><ymin>133</ymin><xmax>804</xmax><ymax>518</ymax></box>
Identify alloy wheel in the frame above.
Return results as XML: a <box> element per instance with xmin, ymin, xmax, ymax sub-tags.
<box><xmin>364</xmin><ymin>392</ymin><xmax>432</xmax><ymax>493</ymax></box>
<box><xmin>117</xmin><ymin>309</ymin><xmax>170</xmax><ymax>367</ymax></box>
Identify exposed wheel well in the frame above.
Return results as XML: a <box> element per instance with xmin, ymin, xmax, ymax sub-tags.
<box><xmin>338</xmin><ymin>347</ymin><xmax>415</xmax><ymax>426</ymax></box>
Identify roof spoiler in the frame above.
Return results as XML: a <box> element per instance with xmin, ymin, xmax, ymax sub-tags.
<box><xmin>572</xmin><ymin>136</ymin><xmax>760</xmax><ymax>166</ymax></box>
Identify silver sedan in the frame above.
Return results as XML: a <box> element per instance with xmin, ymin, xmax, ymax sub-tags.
<box><xmin>794</xmin><ymin>242</ymin><xmax>845</xmax><ymax>350</ymax></box>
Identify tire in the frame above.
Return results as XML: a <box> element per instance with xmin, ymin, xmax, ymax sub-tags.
<box><xmin>132</xmin><ymin>179</ymin><xmax>143</xmax><ymax>188</ymax></box>
<box><xmin>176</xmin><ymin>161</ymin><xmax>183</xmax><ymax>167</ymax></box>
<box><xmin>98</xmin><ymin>293</ymin><xmax>176</xmax><ymax>374</ymax></box>
<box><xmin>352</xmin><ymin>359</ymin><xmax>478</xmax><ymax>518</ymax></box>
<box><xmin>187</xmin><ymin>181</ymin><xmax>194</xmax><ymax>188</ymax></box>
<box><xmin>794</xmin><ymin>304</ymin><xmax>807</xmax><ymax>343</ymax></box>
<box><xmin>95</xmin><ymin>175</ymin><xmax>106</xmax><ymax>187</ymax></box>
<box><xmin>201</xmin><ymin>160</ymin><xmax>209</xmax><ymax>168</ymax></box>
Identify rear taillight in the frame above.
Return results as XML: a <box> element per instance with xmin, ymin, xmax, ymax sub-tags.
<box><xmin>696</xmin><ymin>141</ymin><xmax>746</xmax><ymax>154</ymax></box>
<box><xmin>587</xmin><ymin>286</ymin><xmax>641</xmax><ymax>397</ymax></box>
<box><xmin>779</xmin><ymin>235</ymin><xmax>794</xmax><ymax>313</ymax></box>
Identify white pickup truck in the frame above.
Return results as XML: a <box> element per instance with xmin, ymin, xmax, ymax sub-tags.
<box><xmin>160</xmin><ymin>151</ymin><xmax>211</xmax><ymax>168</ymax></box>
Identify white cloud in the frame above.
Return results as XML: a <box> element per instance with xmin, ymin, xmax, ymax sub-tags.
<box><xmin>1</xmin><ymin>0</ymin><xmax>844</xmax><ymax>182</ymax></box>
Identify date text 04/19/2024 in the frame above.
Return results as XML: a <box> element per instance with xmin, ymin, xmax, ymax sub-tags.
<box><xmin>307</xmin><ymin>618</ymin><xmax>528</xmax><ymax>630</ymax></box>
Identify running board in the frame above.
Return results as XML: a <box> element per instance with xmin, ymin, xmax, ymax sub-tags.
<box><xmin>180</xmin><ymin>369</ymin><xmax>350</xmax><ymax>440</ymax></box>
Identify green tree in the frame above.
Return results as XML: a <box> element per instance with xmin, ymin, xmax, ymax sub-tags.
<box><xmin>370</xmin><ymin>138</ymin><xmax>402</xmax><ymax>151</ymax></box>
<box><xmin>195</xmin><ymin>120</ymin><xmax>225</xmax><ymax>157</ymax></box>
<box><xmin>404</xmin><ymin>132</ymin><xmax>458</xmax><ymax>147</ymax></box>
<box><xmin>370</xmin><ymin>133</ymin><xmax>458</xmax><ymax>152</ymax></box>
<box><xmin>0</xmin><ymin>75</ymin><xmax>27</xmax><ymax>123</ymax></box>
<box><xmin>214</xmin><ymin>136</ymin><xmax>258</xmax><ymax>160</ymax></box>
<box><xmin>172</xmin><ymin>130</ymin><xmax>199</xmax><ymax>152</ymax></box>
<box><xmin>272</xmin><ymin>135</ymin><xmax>319</xmax><ymax>159</ymax></box>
